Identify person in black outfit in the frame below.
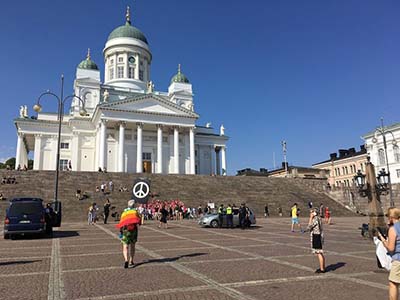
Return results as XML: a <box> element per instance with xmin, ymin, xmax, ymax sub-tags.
<box><xmin>103</xmin><ymin>199</ymin><xmax>111</xmax><ymax>224</ymax></box>
<box><xmin>218</xmin><ymin>204</ymin><xmax>225</xmax><ymax>228</ymax></box>
<box><xmin>44</xmin><ymin>203</ymin><xmax>54</xmax><ymax>236</ymax></box>
<box><xmin>239</xmin><ymin>203</ymin><xmax>247</xmax><ymax>230</ymax></box>
<box><xmin>264</xmin><ymin>204</ymin><xmax>269</xmax><ymax>218</ymax></box>
<box><xmin>158</xmin><ymin>205</ymin><xmax>169</xmax><ymax>229</ymax></box>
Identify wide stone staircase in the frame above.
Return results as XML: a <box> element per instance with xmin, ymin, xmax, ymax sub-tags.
<box><xmin>0</xmin><ymin>170</ymin><xmax>355</xmax><ymax>222</ymax></box>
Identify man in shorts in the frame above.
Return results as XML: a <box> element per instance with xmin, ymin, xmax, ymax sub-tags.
<box><xmin>291</xmin><ymin>203</ymin><xmax>303</xmax><ymax>233</ymax></box>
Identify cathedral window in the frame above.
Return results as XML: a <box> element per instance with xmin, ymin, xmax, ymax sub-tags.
<box><xmin>60</xmin><ymin>143</ymin><xmax>69</xmax><ymax>149</ymax></box>
<box><xmin>139</xmin><ymin>70</ymin><xmax>144</xmax><ymax>81</ymax></box>
<box><xmin>109</xmin><ymin>68</ymin><xmax>114</xmax><ymax>80</ymax></box>
<box><xmin>394</xmin><ymin>145</ymin><xmax>400</xmax><ymax>163</ymax></box>
<box><xmin>118</xmin><ymin>57</ymin><xmax>124</xmax><ymax>63</ymax></box>
<box><xmin>129</xmin><ymin>67</ymin><xmax>135</xmax><ymax>78</ymax></box>
<box><xmin>59</xmin><ymin>159</ymin><xmax>69</xmax><ymax>171</ymax></box>
<box><xmin>117</xmin><ymin>66</ymin><xmax>124</xmax><ymax>78</ymax></box>
<box><xmin>378</xmin><ymin>149</ymin><xmax>386</xmax><ymax>165</ymax></box>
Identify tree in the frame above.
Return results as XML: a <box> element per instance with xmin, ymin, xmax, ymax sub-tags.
<box><xmin>5</xmin><ymin>157</ymin><xmax>15</xmax><ymax>169</ymax></box>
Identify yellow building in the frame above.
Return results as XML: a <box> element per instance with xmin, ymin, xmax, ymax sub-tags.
<box><xmin>313</xmin><ymin>146</ymin><xmax>368</xmax><ymax>187</ymax></box>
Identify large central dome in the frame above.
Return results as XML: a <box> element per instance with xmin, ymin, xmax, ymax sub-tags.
<box><xmin>107</xmin><ymin>7</ymin><xmax>148</xmax><ymax>44</ymax></box>
<box><xmin>107</xmin><ymin>23</ymin><xmax>148</xmax><ymax>44</ymax></box>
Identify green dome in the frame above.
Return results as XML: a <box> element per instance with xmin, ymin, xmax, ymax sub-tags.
<box><xmin>77</xmin><ymin>49</ymin><xmax>99</xmax><ymax>70</ymax></box>
<box><xmin>107</xmin><ymin>23</ymin><xmax>148</xmax><ymax>44</ymax></box>
<box><xmin>171</xmin><ymin>64</ymin><xmax>190</xmax><ymax>84</ymax></box>
<box><xmin>78</xmin><ymin>58</ymin><xmax>99</xmax><ymax>70</ymax></box>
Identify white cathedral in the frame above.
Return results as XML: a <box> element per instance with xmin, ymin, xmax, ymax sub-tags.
<box><xmin>14</xmin><ymin>7</ymin><xmax>228</xmax><ymax>175</ymax></box>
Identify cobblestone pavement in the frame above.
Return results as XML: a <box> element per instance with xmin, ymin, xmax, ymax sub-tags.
<box><xmin>0</xmin><ymin>217</ymin><xmax>390</xmax><ymax>300</ymax></box>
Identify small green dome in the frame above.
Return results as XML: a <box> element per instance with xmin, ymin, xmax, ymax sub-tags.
<box><xmin>77</xmin><ymin>49</ymin><xmax>99</xmax><ymax>70</ymax></box>
<box><xmin>78</xmin><ymin>59</ymin><xmax>99</xmax><ymax>70</ymax></box>
<box><xmin>171</xmin><ymin>64</ymin><xmax>190</xmax><ymax>84</ymax></box>
<box><xmin>107</xmin><ymin>23</ymin><xmax>148</xmax><ymax>44</ymax></box>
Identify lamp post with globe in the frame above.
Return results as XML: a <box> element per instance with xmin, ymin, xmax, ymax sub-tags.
<box><xmin>33</xmin><ymin>75</ymin><xmax>87</xmax><ymax>224</ymax></box>
<box><xmin>371</xmin><ymin>118</ymin><xmax>397</xmax><ymax>207</ymax></box>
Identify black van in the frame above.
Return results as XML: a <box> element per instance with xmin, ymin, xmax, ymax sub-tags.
<box><xmin>4</xmin><ymin>198</ymin><xmax>46</xmax><ymax>239</ymax></box>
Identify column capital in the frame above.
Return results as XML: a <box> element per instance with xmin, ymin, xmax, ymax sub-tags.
<box><xmin>215</xmin><ymin>146</ymin><xmax>221</xmax><ymax>152</ymax></box>
<box><xmin>156</xmin><ymin>124</ymin><xmax>164</xmax><ymax>129</ymax></box>
<box><xmin>119</xmin><ymin>121</ymin><xmax>126</xmax><ymax>128</ymax></box>
<box><xmin>34</xmin><ymin>134</ymin><xmax>43</xmax><ymax>138</ymax></box>
<box><xmin>136</xmin><ymin>122</ymin><xmax>144</xmax><ymax>128</ymax></box>
<box><xmin>17</xmin><ymin>132</ymin><xmax>25</xmax><ymax>138</ymax></box>
<box><xmin>100</xmin><ymin>119</ymin><xmax>108</xmax><ymax>125</ymax></box>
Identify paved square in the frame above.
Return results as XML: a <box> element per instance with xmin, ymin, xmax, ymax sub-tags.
<box><xmin>0</xmin><ymin>217</ymin><xmax>390</xmax><ymax>299</ymax></box>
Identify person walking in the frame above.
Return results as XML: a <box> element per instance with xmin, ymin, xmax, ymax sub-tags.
<box><xmin>103</xmin><ymin>199</ymin><xmax>111</xmax><ymax>224</ymax></box>
<box><xmin>226</xmin><ymin>204</ymin><xmax>233</xmax><ymax>228</ymax></box>
<box><xmin>325</xmin><ymin>207</ymin><xmax>331</xmax><ymax>225</ymax></box>
<box><xmin>239</xmin><ymin>203</ymin><xmax>247</xmax><ymax>230</ymax></box>
<box><xmin>218</xmin><ymin>204</ymin><xmax>225</xmax><ymax>228</ymax></box>
<box><xmin>158</xmin><ymin>205</ymin><xmax>169</xmax><ymax>229</ymax></box>
<box><xmin>88</xmin><ymin>203</ymin><xmax>95</xmax><ymax>225</ymax></box>
<box><xmin>264</xmin><ymin>204</ymin><xmax>269</xmax><ymax>218</ymax></box>
<box><xmin>291</xmin><ymin>203</ymin><xmax>303</xmax><ymax>233</ymax></box>
<box><xmin>378</xmin><ymin>208</ymin><xmax>400</xmax><ymax>300</ymax></box>
<box><xmin>117</xmin><ymin>200</ymin><xmax>141</xmax><ymax>269</ymax></box>
<box><xmin>304</xmin><ymin>208</ymin><xmax>326</xmax><ymax>273</ymax></box>
<box><xmin>319</xmin><ymin>203</ymin><xmax>325</xmax><ymax>219</ymax></box>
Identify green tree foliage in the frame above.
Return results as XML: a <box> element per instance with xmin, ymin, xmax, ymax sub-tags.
<box><xmin>5</xmin><ymin>157</ymin><xmax>15</xmax><ymax>169</ymax></box>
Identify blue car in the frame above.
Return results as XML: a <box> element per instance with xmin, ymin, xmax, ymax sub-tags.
<box><xmin>4</xmin><ymin>198</ymin><xmax>46</xmax><ymax>239</ymax></box>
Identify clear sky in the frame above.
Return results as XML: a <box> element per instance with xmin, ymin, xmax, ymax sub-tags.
<box><xmin>0</xmin><ymin>1</ymin><xmax>398</xmax><ymax>174</ymax></box>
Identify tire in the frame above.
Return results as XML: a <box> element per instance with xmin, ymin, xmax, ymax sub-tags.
<box><xmin>3</xmin><ymin>233</ymin><xmax>9</xmax><ymax>240</ymax></box>
<box><xmin>210</xmin><ymin>220</ymin><xmax>219</xmax><ymax>228</ymax></box>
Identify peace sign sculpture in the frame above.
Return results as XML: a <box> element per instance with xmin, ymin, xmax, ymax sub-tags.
<box><xmin>132</xmin><ymin>178</ymin><xmax>151</xmax><ymax>204</ymax></box>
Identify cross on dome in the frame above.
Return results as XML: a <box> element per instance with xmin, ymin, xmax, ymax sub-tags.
<box><xmin>126</xmin><ymin>6</ymin><xmax>131</xmax><ymax>25</ymax></box>
<box><xmin>86</xmin><ymin>48</ymin><xmax>91</xmax><ymax>60</ymax></box>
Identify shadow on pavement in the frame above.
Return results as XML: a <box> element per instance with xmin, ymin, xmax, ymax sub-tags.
<box><xmin>325</xmin><ymin>262</ymin><xmax>346</xmax><ymax>272</ymax></box>
<box><xmin>53</xmin><ymin>230</ymin><xmax>80</xmax><ymax>238</ymax></box>
<box><xmin>0</xmin><ymin>260</ymin><xmax>42</xmax><ymax>266</ymax></box>
<box><xmin>132</xmin><ymin>252</ymin><xmax>207</xmax><ymax>268</ymax></box>
<box><xmin>9</xmin><ymin>230</ymin><xmax>79</xmax><ymax>240</ymax></box>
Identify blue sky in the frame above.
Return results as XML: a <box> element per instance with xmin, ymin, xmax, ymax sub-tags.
<box><xmin>0</xmin><ymin>1</ymin><xmax>398</xmax><ymax>174</ymax></box>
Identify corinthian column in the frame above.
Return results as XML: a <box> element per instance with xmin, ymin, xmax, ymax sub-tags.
<box><xmin>157</xmin><ymin>125</ymin><xmax>163</xmax><ymax>173</ymax></box>
<box><xmin>174</xmin><ymin>127</ymin><xmax>180</xmax><ymax>174</ymax></box>
<box><xmin>221</xmin><ymin>146</ymin><xmax>227</xmax><ymax>176</ymax></box>
<box><xmin>99</xmin><ymin>120</ymin><xmax>107</xmax><ymax>171</ymax></box>
<box><xmin>118</xmin><ymin>122</ymin><xmax>126</xmax><ymax>172</ymax></box>
<box><xmin>136</xmin><ymin>123</ymin><xmax>143</xmax><ymax>173</ymax></box>
<box><xmin>15</xmin><ymin>133</ymin><xmax>23</xmax><ymax>170</ymax></box>
<box><xmin>189</xmin><ymin>127</ymin><xmax>195</xmax><ymax>174</ymax></box>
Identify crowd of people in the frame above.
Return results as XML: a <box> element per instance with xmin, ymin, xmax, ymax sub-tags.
<box><xmin>1</xmin><ymin>175</ymin><xmax>17</xmax><ymax>184</ymax></box>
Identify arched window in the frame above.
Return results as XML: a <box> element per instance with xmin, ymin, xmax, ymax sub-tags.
<box><xmin>394</xmin><ymin>145</ymin><xmax>400</xmax><ymax>163</ymax></box>
<box><xmin>379</xmin><ymin>149</ymin><xmax>386</xmax><ymax>165</ymax></box>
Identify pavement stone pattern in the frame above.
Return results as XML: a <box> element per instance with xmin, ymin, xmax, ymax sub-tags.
<box><xmin>0</xmin><ymin>217</ymin><xmax>390</xmax><ymax>300</ymax></box>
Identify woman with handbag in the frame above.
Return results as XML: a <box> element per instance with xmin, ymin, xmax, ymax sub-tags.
<box><xmin>305</xmin><ymin>208</ymin><xmax>326</xmax><ymax>273</ymax></box>
<box><xmin>378</xmin><ymin>207</ymin><xmax>400</xmax><ymax>300</ymax></box>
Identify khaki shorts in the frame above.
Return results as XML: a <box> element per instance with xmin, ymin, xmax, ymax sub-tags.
<box><xmin>389</xmin><ymin>260</ymin><xmax>400</xmax><ymax>283</ymax></box>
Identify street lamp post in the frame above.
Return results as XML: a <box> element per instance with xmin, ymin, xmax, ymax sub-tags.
<box><xmin>33</xmin><ymin>75</ymin><xmax>87</xmax><ymax>222</ymax></box>
<box><xmin>354</xmin><ymin>157</ymin><xmax>389</xmax><ymax>238</ymax></box>
<box><xmin>373</xmin><ymin>118</ymin><xmax>397</xmax><ymax>207</ymax></box>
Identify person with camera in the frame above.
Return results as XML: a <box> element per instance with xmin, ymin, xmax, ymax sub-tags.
<box><xmin>304</xmin><ymin>208</ymin><xmax>325</xmax><ymax>273</ymax></box>
<box><xmin>378</xmin><ymin>208</ymin><xmax>400</xmax><ymax>300</ymax></box>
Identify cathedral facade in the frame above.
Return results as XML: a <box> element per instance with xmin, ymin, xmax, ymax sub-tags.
<box><xmin>14</xmin><ymin>7</ymin><xmax>228</xmax><ymax>175</ymax></box>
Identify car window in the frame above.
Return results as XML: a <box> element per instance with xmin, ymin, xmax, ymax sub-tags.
<box><xmin>8</xmin><ymin>202</ymin><xmax>43</xmax><ymax>216</ymax></box>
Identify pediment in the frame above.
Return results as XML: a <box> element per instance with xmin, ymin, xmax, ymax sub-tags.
<box><xmin>100</xmin><ymin>94</ymin><xmax>198</xmax><ymax>118</ymax></box>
